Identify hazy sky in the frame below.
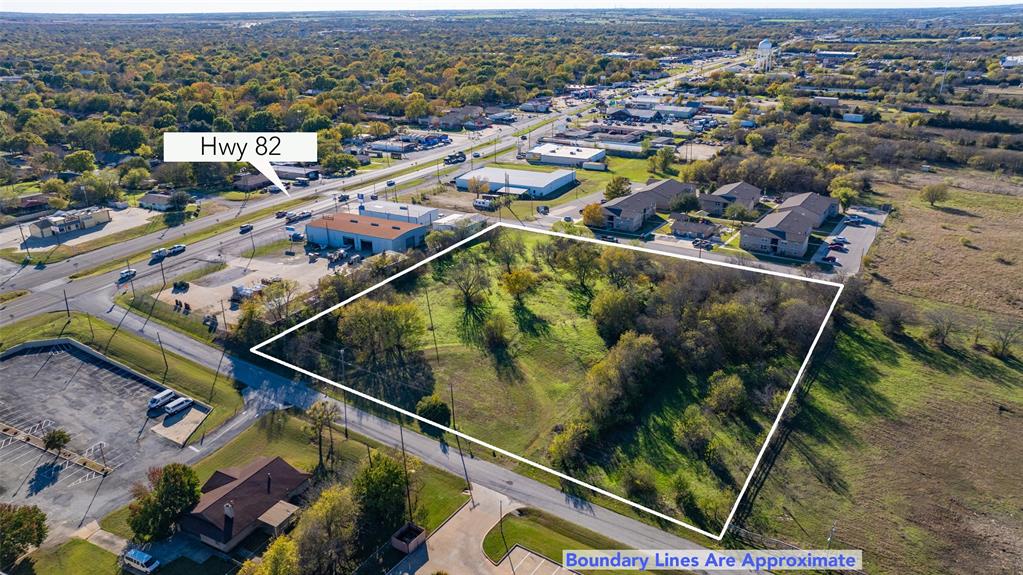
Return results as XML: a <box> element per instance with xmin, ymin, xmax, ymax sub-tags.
<box><xmin>3</xmin><ymin>0</ymin><xmax>1019</xmax><ymax>13</ymax></box>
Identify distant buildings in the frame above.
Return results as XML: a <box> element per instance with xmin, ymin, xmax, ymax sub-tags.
<box><xmin>1001</xmin><ymin>55</ymin><xmax>1023</xmax><ymax>68</ymax></box>
<box><xmin>698</xmin><ymin>182</ymin><xmax>762</xmax><ymax>216</ymax></box>
<box><xmin>815</xmin><ymin>50</ymin><xmax>858</xmax><ymax>66</ymax></box>
<box><xmin>28</xmin><ymin>207</ymin><xmax>111</xmax><ymax>238</ymax></box>
<box><xmin>455</xmin><ymin>167</ymin><xmax>577</xmax><ymax>199</ymax></box>
<box><xmin>358</xmin><ymin>201</ymin><xmax>440</xmax><ymax>225</ymax></box>
<box><xmin>306</xmin><ymin>214</ymin><xmax>428</xmax><ymax>254</ymax></box>
<box><xmin>525</xmin><ymin>143</ymin><xmax>606</xmax><ymax>167</ymax></box>
<box><xmin>519</xmin><ymin>99</ymin><xmax>552</xmax><ymax>113</ymax></box>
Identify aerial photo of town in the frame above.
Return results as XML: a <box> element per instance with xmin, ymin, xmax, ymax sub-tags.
<box><xmin>0</xmin><ymin>3</ymin><xmax>1021</xmax><ymax>575</ymax></box>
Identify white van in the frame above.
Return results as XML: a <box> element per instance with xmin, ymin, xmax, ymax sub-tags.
<box><xmin>124</xmin><ymin>549</ymin><xmax>160</xmax><ymax>573</ymax></box>
<box><xmin>148</xmin><ymin>389</ymin><xmax>176</xmax><ymax>410</ymax></box>
<box><xmin>164</xmin><ymin>397</ymin><xmax>193</xmax><ymax>415</ymax></box>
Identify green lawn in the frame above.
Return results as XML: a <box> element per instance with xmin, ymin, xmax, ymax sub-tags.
<box><xmin>10</xmin><ymin>539</ymin><xmax>119</xmax><ymax>575</ymax></box>
<box><xmin>482</xmin><ymin>508</ymin><xmax>657</xmax><ymax>575</ymax></box>
<box><xmin>115</xmin><ymin>262</ymin><xmax>228</xmax><ymax>344</ymax></box>
<box><xmin>0</xmin><ymin>289</ymin><xmax>28</xmax><ymax>304</ymax></box>
<box><xmin>11</xmin><ymin>538</ymin><xmax>239</xmax><ymax>575</ymax></box>
<box><xmin>1</xmin><ymin>312</ymin><xmax>244</xmax><ymax>442</ymax></box>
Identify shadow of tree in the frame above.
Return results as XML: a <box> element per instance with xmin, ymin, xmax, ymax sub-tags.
<box><xmin>28</xmin><ymin>461</ymin><xmax>62</xmax><ymax>496</ymax></box>
<box><xmin>456</xmin><ymin>300</ymin><xmax>491</xmax><ymax>348</ymax></box>
<box><xmin>511</xmin><ymin>302</ymin><xmax>551</xmax><ymax>338</ymax></box>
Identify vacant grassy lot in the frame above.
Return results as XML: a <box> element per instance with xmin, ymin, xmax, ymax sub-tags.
<box><xmin>11</xmin><ymin>538</ymin><xmax>239</xmax><ymax>575</ymax></box>
<box><xmin>868</xmin><ymin>180</ymin><xmax>1023</xmax><ymax>318</ymax></box>
<box><xmin>322</xmin><ymin>228</ymin><xmax>834</xmax><ymax>534</ymax></box>
<box><xmin>0</xmin><ymin>312</ymin><xmax>244</xmax><ymax>439</ymax></box>
<box><xmin>746</xmin><ymin>313</ymin><xmax>1023</xmax><ymax>575</ymax></box>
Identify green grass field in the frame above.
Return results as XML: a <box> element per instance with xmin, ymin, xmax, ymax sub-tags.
<box><xmin>0</xmin><ymin>312</ymin><xmax>244</xmax><ymax>441</ymax></box>
<box><xmin>10</xmin><ymin>538</ymin><xmax>238</xmax><ymax>575</ymax></box>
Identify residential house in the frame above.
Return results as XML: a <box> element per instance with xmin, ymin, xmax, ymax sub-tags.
<box><xmin>670</xmin><ymin>214</ymin><xmax>719</xmax><ymax>239</ymax></box>
<box><xmin>739</xmin><ymin>207</ymin><xmax>817</xmax><ymax>257</ymax></box>
<box><xmin>599</xmin><ymin>192</ymin><xmax>658</xmax><ymax>233</ymax></box>
<box><xmin>775</xmin><ymin>192</ymin><xmax>840</xmax><ymax>227</ymax></box>
<box><xmin>636</xmin><ymin>179</ymin><xmax>698</xmax><ymax>211</ymax></box>
<box><xmin>698</xmin><ymin>182</ymin><xmax>761</xmax><ymax>216</ymax></box>
<box><xmin>138</xmin><ymin>192</ymin><xmax>176</xmax><ymax>211</ymax></box>
<box><xmin>180</xmin><ymin>457</ymin><xmax>310</xmax><ymax>552</ymax></box>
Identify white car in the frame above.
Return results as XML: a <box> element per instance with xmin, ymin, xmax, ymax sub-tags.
<box><xmin>164</xmin><ymin>397</ymin><xmax>193</xmax><ymax>415</ymax></box>
<box><xmin>168</xmin><ymin>244</ymin><xmax>186</xmax><ymax>255</ymax></box>
<box><xmin>832</xmin><ymin>236</ymin><xmax>850</xmax><ymax>244</ymax></box>
<box><xmin>148</xmin><ymin>389</ymin><xmax>176</xmax><ymax>410</ymax></box>
<box><xmin>118</xmin><ymin>269</ymin><xmax>137</xmax><ymax>282</ymax></box>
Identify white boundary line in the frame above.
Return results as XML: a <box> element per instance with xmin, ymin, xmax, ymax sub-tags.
<box><xmin>251</xmin><ymin>222</ymin><xmax>843</xmax><ymax>541</ymax></box>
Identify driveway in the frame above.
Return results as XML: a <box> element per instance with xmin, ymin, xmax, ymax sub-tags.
<box><xmin>389</xmin><ymin>484</ymin><xmax>573</xmax><ymax>575</ymax></box>
<box><xmin>810</xmin><ymin>205</ymin><xmax>889</xmax><ymax>275</ymax></box>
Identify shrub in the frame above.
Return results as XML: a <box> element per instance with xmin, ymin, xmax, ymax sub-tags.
<box><xmin>705</xmin><ymin>371</ymin><xmax>746</xmax><ymax>414</ymax></box>
<box><xmin>671</xmin><ymin>473</ymin><xmax>698</xmax><ymax>516</ymax></box>
<box><xmin>547</xmin><ymin>421</ymin><xmax>590</xmax><ymax>470</ymax></box>
<box><xmin>482</xmin><ymin>313</ymin><xmax>511</xmax><ymax>353</ymax></box>
<box><xmin>672</xmin><ymin>405</ymin><xmax>712</xmax><ymax>453</ymax></box>
<box><xmin>415</xmin><ymin>395</ymin><xmax>451</xmax><ymax>428</ymax></box>
<box><xmin>620</xmin><ymin>464</ymin><xmax>658</xmax><ymax>503</ymax></box>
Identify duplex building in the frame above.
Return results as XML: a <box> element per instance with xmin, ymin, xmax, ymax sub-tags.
<box><xmin>525</xmin><ymin>143</ymin><xmax>605</xmax><ymax>167</ymax></box>
<box><xmin>28</xmin><ymin>207</ymin><xmax>112</xmax><ymax>239</ymax></box>
<box><xmin>305</xmin><ymin>214</ymin><xmax>427</xmax><ymax>254</ymax></box>
<box><xmin>698</xmin><ymin>182</ymin><xmax>761</xmax><ymax>216</ymax></box>
<box><xmin>636</xmin><ymin>179</ymin><xmax>698</xmax><ymax>211</ymax></box>
<box><xmin>739</xmin><ymin>207</ymin><xmax>818</xmax><ymax>257</ymax></box>
<box><xmin>599</xmin><ymin>192</ymin><xmax>657</xmax><ymax>233</ymax></box>
<box><xmin>775</xmin><ymin>192</ymin><xmax>840</xmax><ymax>227</ymax></box>
<box><xmin>455</xmin><ymin>167</ymin><xmax>576</xmax><ymax>199</ymax></box>
<box><xmin>358</xmin><ymin>201</ymin><xmax>440</xmax><ymax>225</ymax></box>
<box><xmin>671</xmin><ymin>215</ymin><xmax>719</xmax><ymax>239</ymax></box>
<box><xmin>180</xmin><ymin>457</ymin><xmax>310</xmax><ymax>553</ymax></box>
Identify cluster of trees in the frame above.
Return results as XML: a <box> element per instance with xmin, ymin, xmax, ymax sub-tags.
<box><xmin>0</xmin><ymin>503</ymin><xmax>47</xmax><ymax>570</ymax></box>
<box><xmin>127</xmin><ymin>463</ymin><xmax>201</xmax><ymax>541</ymax></box>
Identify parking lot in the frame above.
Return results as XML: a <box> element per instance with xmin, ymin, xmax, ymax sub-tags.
<box><xmin>811</xmin><ymin>205</ymin><xmax>890</xmax><ymax>274</ymax></box>
<box><xmin>0</xmin><ymin>343</ymin><xmax>202</xmax><ymax>536</ymax></box>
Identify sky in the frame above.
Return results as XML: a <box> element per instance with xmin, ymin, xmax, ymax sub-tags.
<box><xmin>2</xmin><ymin>0</ymin><xmax>1019</xmax><ymax>13</ymax></box>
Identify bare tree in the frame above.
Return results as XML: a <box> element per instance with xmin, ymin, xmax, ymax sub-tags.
<box><xmin>925</xmin><ymin>309</ymin><xmax>957</xmax><ymax>346</ymax></box>
<box><xmin>990</xmin><ymin>320</ymin><xmax>1022</xmax><ymax>359</ymax></box>
<box><xmin>448</xmin><ymin>252</ymin><xmax>490</xmax><ymax>307</ymax></box>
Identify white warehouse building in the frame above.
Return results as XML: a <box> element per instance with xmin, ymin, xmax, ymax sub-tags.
<box><xmin>525</xmin><ymin>143</ymin><xmax>605</xmax><ymax>167</ymax></box>
<box><xmin>455</xmin><ymin>166</ymin><xmax>577</xmax><ymax>199</ymax></box>
<box><xmin>358</xmin><ymin>201</ymin><xmax>440</xmax><ymax>225</ymax></box>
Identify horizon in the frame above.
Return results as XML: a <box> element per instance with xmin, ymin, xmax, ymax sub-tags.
<box><xmin>4</xmin><ymin>0</ymin><xmax>1022</xmax><ymax>14</ymax></box>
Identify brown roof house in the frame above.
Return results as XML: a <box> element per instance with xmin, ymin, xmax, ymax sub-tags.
<box><xmin>180</xmin><ymin>456</ymin><xmax>310</xmax><ymax>552</ymax></box>
<box><xmin>739</xmin><ymin>206</ymin><xmax>818</xmax><ymax>257</ymax></box>
<box><xmin>599</xmin><ymin>192</ymin><xmax>658</xmax><ymax>233</ymax></box>
<box><xmin>775</xmin><ymin>192</ymin><xmax>840</xmax><ymax>227</ymax></box>
<box><xmin>698</xmin><ymin>182</ymin><xmax>762</xmax><ymax>216</ymax></box>
<box><xmin>637</xmin><ymin>179</ymin><xmax>698</xmax><ymax>211</ymax></box>
<box><xmin>138</xmin><ymin>192</ymin><xmax>176</xmax><ymax>212</ymax></box>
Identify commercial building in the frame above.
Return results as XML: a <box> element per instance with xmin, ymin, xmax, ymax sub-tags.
<box><xmin>305</xmin><ymin>214</ymin><xmax>427</xmax><ymax>254</ymax></box>
<box><xmin>180</xmin><ymin>457</ymin><xmax>310</xmax><ymax>553</ymax></box>
<box><xmin>28</xmin><ymin>207</ymin><xmax>111</xmax><ymax>238</ymax></box>
<box><xmin>234</xmin><ymin>173</ymin><xmax>271</xmax><ymax>191</ymax></box>
<box><xmin>370</xmin><ymin>139</ymin><xmax>417</xmax><ymax>153</ymax></box>
<box><xmin>273</xmin><ymin>165</ymin><xmax>321</xmax><ymax>180</ymax></box>
<box><xmin>432</xmin><ymin>212</ymin><xmax>487</xmax><ymax>233</ymax></box>
<box><xmin>525</xmin><ymin>143</ymin><xmax>606</xmax><ymax>167</ymax></box>
<box><xmin>455</xmin><ymin>167</ymin><xmax>576</xmax><ymax>199</ymax></box>
<box><xmin>358</xmin><ymin>201</ymin><xmax>440</xmax><ymax>225</ymax></box>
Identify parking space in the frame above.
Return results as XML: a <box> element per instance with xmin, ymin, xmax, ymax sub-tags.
<box><xmin>0</xmin><ymin>344</ymin><xmax>200</xmax><ymax>533</ymax></box>
<box><xmin>812</xmin><ymin>205</ymin><xmax>889</xmax><ymax>274</ymax></box>
<box><xmin>0</xmin><ymin>207</ymin><xmax>155</xmax><ymax>251</ymax></box>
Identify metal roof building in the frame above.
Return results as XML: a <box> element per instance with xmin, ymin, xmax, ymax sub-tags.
<box><xmin>455</xmin><ymin>166</ymin><xmax>577</xmax><ymax>199</ymax></box>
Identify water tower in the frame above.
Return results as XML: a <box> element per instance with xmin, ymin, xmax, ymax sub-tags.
<box><xmin>755</xmin><ymin>38</ymin><xmax>774</xmax><ymax>72</ymax></box>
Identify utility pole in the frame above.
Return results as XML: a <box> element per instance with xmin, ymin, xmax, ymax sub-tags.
<box><xmin>157</xmin><ymin>332</ymin><xmax>169</xmax><ymax>374</ymax></box>
<box><xmin>62</xmin><ymin>289</ymin><xmax>71</xmax><ymax>318</ymax></box>
<box><xmin>158</xmin><ymin>258</ymin><xmax>166</xmax><ymax>285</ymax></box>
<box><xmin>398</xmin><ymin>423</ymin><xmax>414</xmax><ymax>524</ymax></box>
<box><xmin>339</xmin><ymin>348</ymin><xmax>349</xmax><ymax>439</ymax></box>
<box><xmin>17</xmin><ymin>223</ymin><xmax>29</xmax><ymax>257</ymax></box>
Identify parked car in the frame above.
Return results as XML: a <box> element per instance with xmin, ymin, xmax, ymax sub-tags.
<box><xmin>164</xmin><ymin>397</ymin><xmax>193</xmax><ymax>416</ymax></box>
<box><xmin>239</xmin><ymin>224</ymin><xmax>254</xmax><ymax>233</ymax></box>
<box><xmin>148</xmin><ymin>389</ymin><xmax>176</xmax><ymax>410</ymax></box>
<box><xmin>123</xmin><ymin>549</ymin><xmax>161</xmax><ymax>574</ymax></box>
<box><xmin>599</xmin><ymin>235</ymin><xmax>619</xmax><ymax>243</ymax></box>
<box><xmin>168</xmin><ymin>244</ymin><xmax>186</xmax><ymax>255</ymax></box>
<box><xmin>562</xmin><ymin>216</ymin><xmax>573</xmax><ymax>223</ymax></box>
<box><xmin>832</xmin><ymin>236</ymin><xmax>849</xmax><ymax>244</ymax></box>
<box><xmin>118</xmin><ymin>269</ymin><xmax>137</xmax><ymax>282</ymax></box>
<box><xmin>822</xmin><ymin>255</ymin><xmax>838</xmax><ymax>263</ymax></box>
<box><xmin>829</xmin><ymin>243</ymin><xmax>846</xmax><ymax>251</ymax></box>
